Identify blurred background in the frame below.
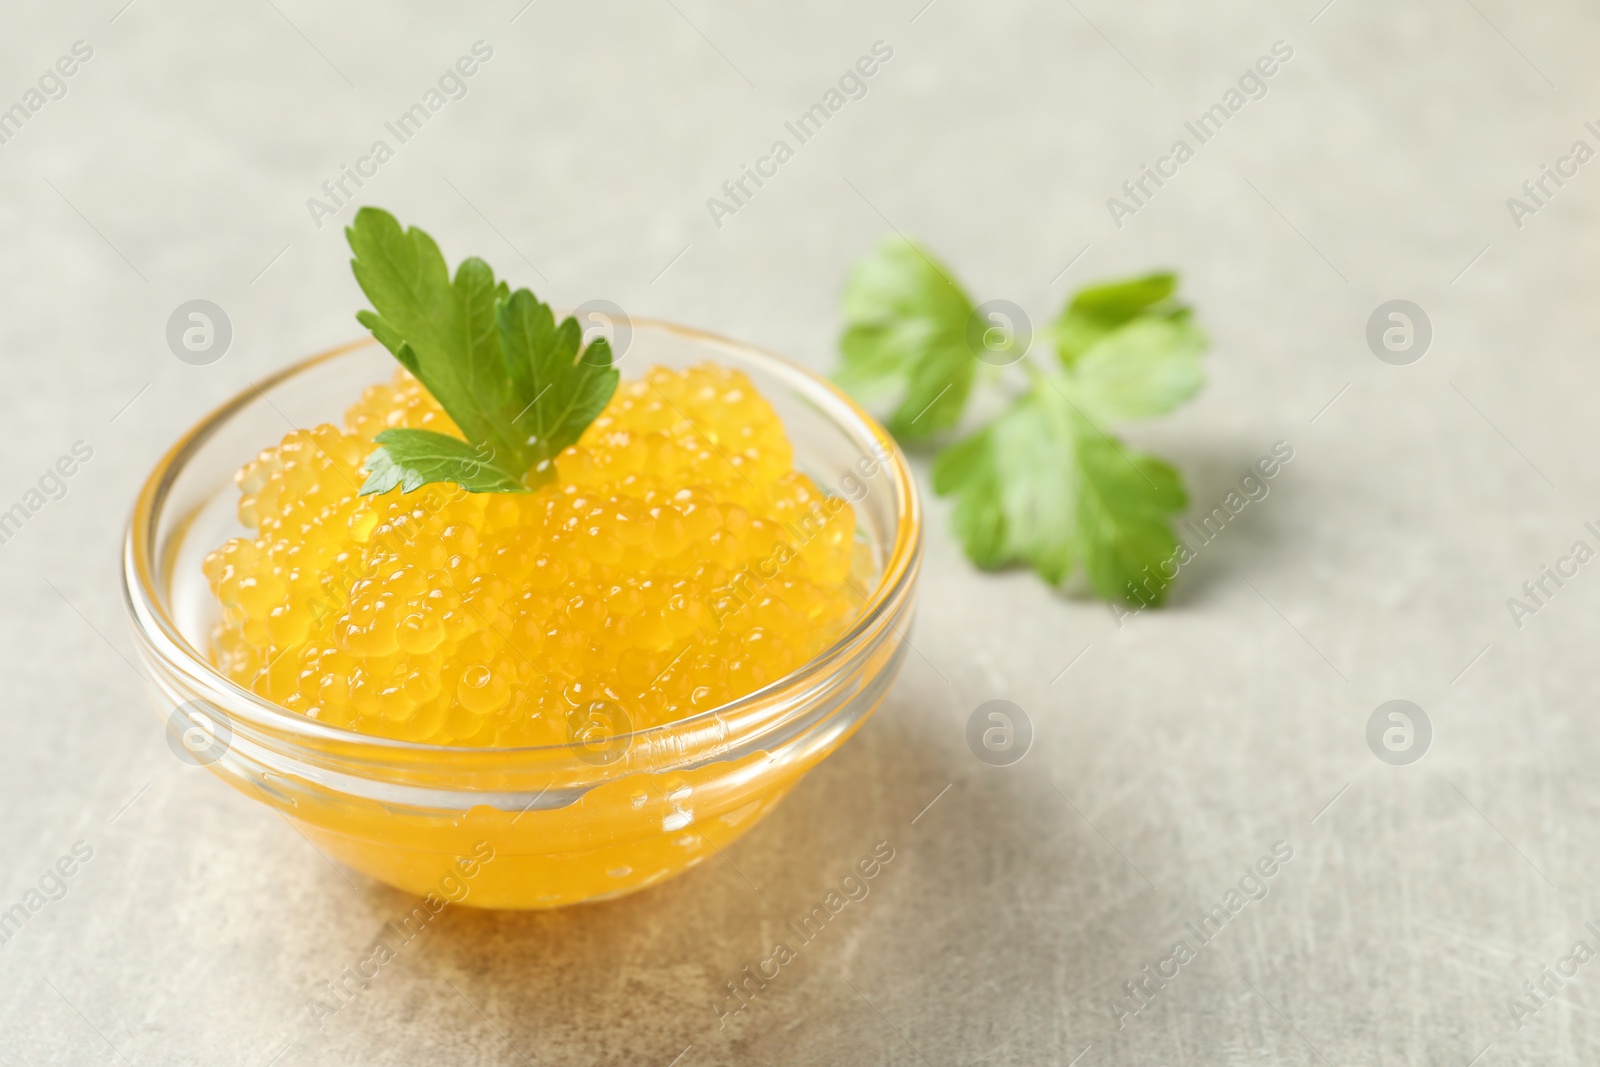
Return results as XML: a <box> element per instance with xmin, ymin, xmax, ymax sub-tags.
<box><xmin>3</xmin><ymin>0</ymin><xmax>1599</xmax><ymax>1063</ymax></box>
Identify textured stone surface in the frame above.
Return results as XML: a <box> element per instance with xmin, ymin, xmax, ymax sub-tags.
<box><xmin>1</xmin><ymin>0</ymin><xmax>1596</xmax><ymax>1063</ymax></box>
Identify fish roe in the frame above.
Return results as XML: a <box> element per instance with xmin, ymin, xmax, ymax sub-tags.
<box><xmin>203</xmin><ymin>363</ymin><xmax>862</xmax><ymax>746</ymax></box>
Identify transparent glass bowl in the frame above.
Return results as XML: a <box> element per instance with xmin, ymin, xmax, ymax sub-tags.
<box><xmin>122</xmin><ymin>323</ymin><xmax>921</xmax><ymax>909</ymax></box>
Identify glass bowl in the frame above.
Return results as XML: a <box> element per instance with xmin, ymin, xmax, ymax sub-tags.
<box><xmin>122</xmin><ymin>323</ymin><xmax>921</xmax><ymax>909</ymax></box>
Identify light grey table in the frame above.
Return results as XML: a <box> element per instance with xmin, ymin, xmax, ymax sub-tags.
<box><xmin>2</xmin><ymin>1</ymin><xmax>1595</xmax><ymax>1063</ymax></box>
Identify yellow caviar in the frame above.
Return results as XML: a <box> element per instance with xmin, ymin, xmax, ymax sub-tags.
<box><xmin>203</xmin><ymin>363</ymin><xmax>861</xmax><ymax>746</ymax></box>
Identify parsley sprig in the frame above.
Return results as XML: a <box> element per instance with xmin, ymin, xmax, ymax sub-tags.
<box><xmin>837</xmin><ymin>237</ymin><xmax>1207</xmax><ymax>606</ymax></box>
<box><xmin>346</xmin><ymin>207</ymin><xmax>619</xmax><ymax>495</ymax></box>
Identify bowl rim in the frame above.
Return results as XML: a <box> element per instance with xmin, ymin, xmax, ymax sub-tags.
<box><xmin>122</xmin><ymin>319</ymin><xmax>922</xmax><ymax>760</ymax></box>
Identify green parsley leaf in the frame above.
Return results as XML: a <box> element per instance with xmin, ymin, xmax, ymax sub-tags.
<box><xmin>835</xmin><ymin>239</ymin><xmax>1209</xmax><ymax>605</ymax></box>
<box><xmin>1054</xmin><ymin>272</ymin><xmax>1186</xmax><ymax>368</ymax></box>
<box><xmin>933</xmin><ymin>376</ymin><xmax>1189</xmax><ymax>605</ymax></box>
<box><xmin>344</xmin><ymin>207</ymin><xmax>618</xmax><ymax>495</ymax></box>
<box><xmin>1068</xmin><ymin>316</ymin><xmax>1206</xmax><ymax>422</ymax></box>
<box><xmin>359</xmin><ymin>429</ymin><xmax>525</xmax><ymax>494</ymax></box>
<box><xmin>347</xmin><ymin>210</ymin><xmax>516</xmax><ymax>460</ymax></box>
<box><xmin>1073</xmin><ymin>425</ymin><xmax>1187</xmax><ymax>604</ymax></box>
<box><xmin>928</xmin><ymin>427</ymin><xmax>1008</xmax><ymax>569</ymax></box>
<box><xmin>933</xmin><ymin>387</ymin><xmax>1078</xmax><ymax>583</ymax></box>
<box><xmin>838</xmin><ymin>236</ymin><xmax>976</xmax><ymax>441</ymax></box>
<box><xmin>496</xmin><ymin>288</ymin><xmax>619</xmax><ymax>487</ymax></box>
